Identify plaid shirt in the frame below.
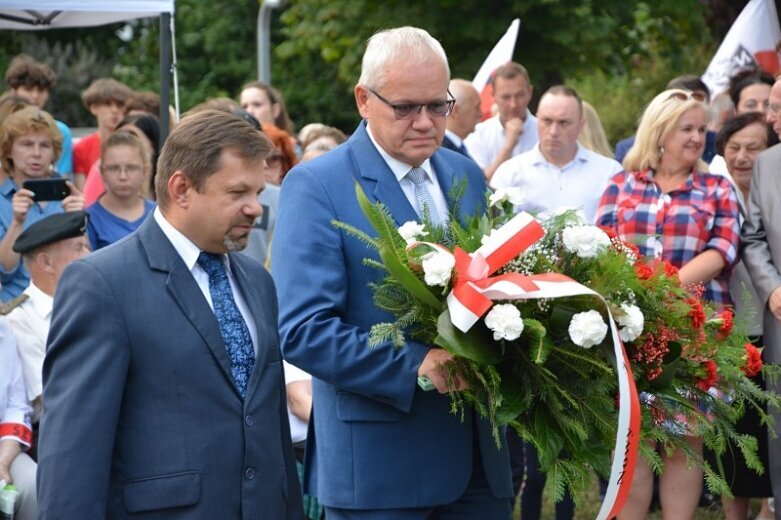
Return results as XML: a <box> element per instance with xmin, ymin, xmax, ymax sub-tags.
<box><xmin>596</xmin><ymin>168</ymin><xmax>740</xmax><ymax>306</ymax></box>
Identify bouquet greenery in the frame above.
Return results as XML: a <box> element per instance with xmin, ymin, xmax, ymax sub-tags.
<box><xmin>334</xmin><ymin>184</ymin><xmax>781</xmax><ymax>510</ymax></box>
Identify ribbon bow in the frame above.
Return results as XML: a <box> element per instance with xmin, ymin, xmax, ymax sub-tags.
<box><xmin>447</xmin><ymin>212</ymin><xmax>545</xmax><ymax>332</ymax></box>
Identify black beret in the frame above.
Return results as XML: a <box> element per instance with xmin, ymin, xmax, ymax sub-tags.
<box><xmin>13</xmin><ymin>211</ymin><xmax>88</xmax><ymax>255</ymax></box>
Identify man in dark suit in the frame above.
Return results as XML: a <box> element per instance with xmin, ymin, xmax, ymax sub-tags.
<box><xmin>442</xmin><ymin>78</ymin><xmax>481</xmax><ymax>159</ymax></box>
<box><xmin>36</xmin><ymin>110</ymin><xmax>304</xmax><ymax>519</ymax></box>
<box><xmin>272</xmin><ymin>26</ymin><xmax>512</xmax><ymax>519</ymax></box>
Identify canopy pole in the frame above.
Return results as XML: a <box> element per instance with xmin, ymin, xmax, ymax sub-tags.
<box><xmin>159</xmin><ymin>12</ymin><xmax>171</xmax><ymax>143</ymax></box>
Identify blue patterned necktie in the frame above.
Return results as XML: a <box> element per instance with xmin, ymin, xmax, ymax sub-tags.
<box><xmin>407</xmin><ymin>166</ymin><xmax>441</xmax><ymax>226</ymax></box>
<box><xmin>197</xmin><ymin>251</ymin><xmax>255</xmax><ymax>397</ymax></box>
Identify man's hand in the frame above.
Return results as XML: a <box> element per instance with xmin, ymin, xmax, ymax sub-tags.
<box><xmin>769</xmin><ymin>286</ymin><xmax>781</xmax><ymax>323</ymax></box>
<box><xmin>418</xmin><ymin>349</ymin><xmax>467</xmax><ymax>394</ymax></box>
<box><xmin>503</xmin><ymin>117</ymin><xmax>525</xmax><ymax>147</ymax></box>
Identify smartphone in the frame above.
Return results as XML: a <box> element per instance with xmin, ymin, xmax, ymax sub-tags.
<box><xmin>21</xmin><ymin>178</ymin><xmax>69</xmax><ymax>202</ymax></box>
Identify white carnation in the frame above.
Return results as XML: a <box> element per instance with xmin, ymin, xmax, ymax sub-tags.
<box><xmin>616</xmin><ymin>303</ymin><xmax>644</xmax><ymax>342</ymax></box>
<box><xmin>484</xmin><ymin>304</ymin><xmax>525</xmax><ymax>341</ymax></box>
<box><xmin>568</xmin><ymin>310</ymin><xmax>608</xmax><ymax>348</ymax></box>
<box><xmin>561</xmin><ymin>225</ymin><xmax>611</xmax><ymax>258</ymax></box>
<box><xmin>421</xmin><ymin>250</ymin><xmax>455</xmax><ymax>287</ymax></box>
<box><xmin>489</xmin><ymin>187</ymin><xmax>525</xmax><ymax>207</ymax></box>
<box><xmin>398</xmin><ymin>221</ymin><xmax>427</xmax><ymax>244</ymax></box>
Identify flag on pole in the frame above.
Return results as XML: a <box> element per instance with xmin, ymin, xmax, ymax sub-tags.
<box><xmin>472</xmin><ymin>19</ymin><xmax>520</xmax><ymax>120</ymax></box>
<box><xmin>701</xmin><ymin>0</ymin><xmax>781</xmax><ymax>96</ymax></box>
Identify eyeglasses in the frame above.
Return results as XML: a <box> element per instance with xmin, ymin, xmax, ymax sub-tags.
<box><xmin>102</xmin><ymin>163</ymin><xmax>144</xmax><ymax>175</ymax></box>
<box><xmin>368</xmin><ymin>88</ymin><xmax>455</xmax><ymax>120</ymax></box>
<box><xmin>667</xmin><ymin>91</ymin><xmax>708</xmax><ymax>103</ymax></box>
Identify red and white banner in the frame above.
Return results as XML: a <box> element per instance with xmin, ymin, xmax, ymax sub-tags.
<box><xmin>702</xmin><ymin>0</ymin><xmax>781</xmax><ymax>96</ymax></box>
<box><xmin>417</xmin><ymin>212</ymin><xmax>641</xmax><ymax>520</ymax></box>
<box><xmin>471</xmin><ymin>19</ymin><xmax>520</xmax><ymax>121</ymax></box>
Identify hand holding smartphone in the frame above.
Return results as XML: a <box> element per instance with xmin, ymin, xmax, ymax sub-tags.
<box><xmin>21</xmin><ymin>178</ymin><xmax>70</xmax><ymax>202</ymax></box>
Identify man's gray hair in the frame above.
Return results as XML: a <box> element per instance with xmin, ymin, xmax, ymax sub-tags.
<box><xmin>358</xmin><ymin>26</ymin><xmax>450</xmax><ymax>90</ymax></box>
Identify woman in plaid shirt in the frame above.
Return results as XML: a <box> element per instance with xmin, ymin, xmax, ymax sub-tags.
<box><xmin>596</xmin><ymin>89</ymin><xmax>741</xmax><ymax>520</ymax></box>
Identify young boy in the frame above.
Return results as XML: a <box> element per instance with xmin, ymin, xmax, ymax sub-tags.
<box><xmin>72</xmin><ymin>78</ymin><xmax>133</xmax><ymax>189</ymax></box>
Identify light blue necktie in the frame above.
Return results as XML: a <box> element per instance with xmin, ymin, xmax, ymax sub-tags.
<box><xmin>407</xmin><ymin>167</ymin><xmax>441</xmax><ymax>226</ymax></box>
<box><xmin>197</xmin><ymin>252</ymin><xmax>255</xmax><ymax>397</ymax></box>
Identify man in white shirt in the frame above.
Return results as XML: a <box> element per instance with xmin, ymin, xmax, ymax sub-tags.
<box><xmin>491</xmin><ymin>85</ymin><xmax>622</xmax><ymax>223</ymax></box>
<box><xmin>2</xmin><ymin>211</ymin><xmax>90</xmax><ymax>422</ymax></box>
<box><xmin>442</xmin><ymin>79</ymin><xmax>482</xmax><ymax>158</ymax></box>
<box><xmin>464</xmin><ymin>62</ymin><xmax>538</xmax><ymax>181</ymax></box>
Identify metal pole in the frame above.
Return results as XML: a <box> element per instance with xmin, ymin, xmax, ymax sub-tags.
<box><xmin>257</xmin><ymin>0</ymin><xmax>286</xmax><ymax>84</ymax></box>
<box><xmin>159</xmin><ymin>12</ymin><xmax>172</xmax><ymax>143</ymax></box>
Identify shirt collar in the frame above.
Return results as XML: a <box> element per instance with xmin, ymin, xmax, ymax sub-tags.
<box><xmin>26</xmin><ymin>282</ymin><xmax>53</xmax><ymax>319</ymax></box>
<box><xmin>153</xmin><ymin>207</ymin><xmax>227</xmax><ymax>272</ymax></box>
<box><xmin>365</xmin><ymin>123</ymin><xmax>434</xmax><ymax>183</ymax></box>
<box><xmin>637</xmin><ymin>167</ymin><xmax>702</xmax><ymax>193</ymax></box>
<box><xmin>528</xmin><ymin>142</ymin><xmax>587</xmax><ymax>169</ymax></box>
<box><xmin>0</xmin><ymin>178</ymin><xmax>17</xmax><ymax>199</ymax></box>
<box><xmin>444</xmin><ymin>129</ymin><xmax>463</xmax><ymax>148</ymax></box>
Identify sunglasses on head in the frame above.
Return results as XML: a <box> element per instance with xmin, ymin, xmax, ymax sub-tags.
<box><xmin>667</xmin><ymin>91</ymin><xmax>707</xmax><ymax>103</ymax></box>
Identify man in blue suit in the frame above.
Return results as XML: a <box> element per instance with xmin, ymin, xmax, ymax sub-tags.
<box><xmin>36</xmin><ymin>110</ymin><xmax>304</xmax><ymax>519</ymax></box>
<box><xmin>272</xmin><ymin>26</ymin><xmax>513</xmax><ymax>519</ymax></box>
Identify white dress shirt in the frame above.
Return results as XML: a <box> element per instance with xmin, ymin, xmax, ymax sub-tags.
<box><xmin>491</xmin><ymin>143</ymin><xmax>623</xmax><ymax>224</ymax></box>
<box><xmin>0</xmin><ymin>319</ymin><xmax>33</xmax><ymax>448</ymax></box>
<box><xmin>6</xmin><ymin>282</ymin><xmax>51</xmax><ymax>402</ymax></box>
<box><xmin>283</xmin><ymin>361</ymin><xmax>311</xmax><ymax>444</ymax></box>
<box><xmin>366</xmin><ymin>124</ymin><xmax>449</xmax><ymax>224</ymax></box>
<box><xmin>153</xmin><ymin>208</ymin><xmax>258</xmax><ymax>354</ymax></box>
<box><xmin>464</xmin><ymin>112</ymin><xmax>539</xmax><ymax>169</ymax></box>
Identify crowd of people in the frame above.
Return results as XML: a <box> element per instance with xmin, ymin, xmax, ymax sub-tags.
<box><xmin>0</xmin><ymin>24</ymin><xmax>780</xmax><ymax>520</ymax></box>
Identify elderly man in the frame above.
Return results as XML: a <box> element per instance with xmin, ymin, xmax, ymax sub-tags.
<box><xmin>464</xmin><ymin>61</ymin><xmax>538</xmax><ymax>181</ymax></box>
<box><xmin>37</xmin><ymin>110</ymin><xmax>304</xmax><ymax>518</ymax></box>
<box><xmin>442</xmin><ymin>78</ymin><xmax>482</xmax><ymax>158</ymax></box>
<box><xmin>2</xmin><ymin>211</ymin><xmax>90</xmax><ymax>422</ymax></box>
<box><xmin>491</xmin><ymin>85</ymin><xmax>622</xmax><ymax>223</ymax></box>
<box><xmin>272</xmin><ymin>26</ymin><xmax>512</xmax><ymax>519</ymax></box>
<box><xmin>743</xmin><ymin>75</ymin><xmax>781</xmax><ymax>520</ymax></box>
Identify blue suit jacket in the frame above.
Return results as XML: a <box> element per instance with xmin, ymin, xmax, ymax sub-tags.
<box><xmin>37</xmin><ymin>217</ymin><xmax>304</xmax><ymax>519</ymax></box>
<box><xmin>272</xmin><ymin>122</ymin><xmax>512</xmax><ymax>509</ymax></box>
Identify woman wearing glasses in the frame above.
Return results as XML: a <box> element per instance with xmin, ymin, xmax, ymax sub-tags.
<box><xmin>85</xmin><ymin>131</ymin><xmax>155</xmax><ymax>251</ymax></box>
<box><xmin>596</xmin><ymin>89</ymin><xmax>741</xmax><ymax>519</ymax></box>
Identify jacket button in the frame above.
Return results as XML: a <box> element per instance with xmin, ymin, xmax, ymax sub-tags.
<box><xmin>245</xmin><ymin>467</ymin><xmax>255</xmax><ymax>480</ymax></box>
<box><xmin>245</xmin><ymin>415</ymin><xmax>254</xmax><ymax>427</ymax></box>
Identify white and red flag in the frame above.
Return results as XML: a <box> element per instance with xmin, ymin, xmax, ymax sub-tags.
<box><xmin>471</xmin><ymin>19</ymin><xmax>520</xmax><ymax>121</ymax></box>
<box><xmin>702</xmin><ymin>0</ymin><xmax>781</xmax><ymax>96</ymax></box>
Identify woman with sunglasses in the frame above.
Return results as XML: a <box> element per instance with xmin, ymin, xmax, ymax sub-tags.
<box><xmin>596</xmin><ymin>89</ymin><xmax>741</xmax><ymax>519</ymax></box>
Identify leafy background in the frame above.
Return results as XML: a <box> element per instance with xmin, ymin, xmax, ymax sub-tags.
<box><xmin>0</xmin><ymin>0</ymin><xmax>771</xmax><ymax>146</ymax></box>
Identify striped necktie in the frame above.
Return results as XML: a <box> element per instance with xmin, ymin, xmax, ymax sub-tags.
<box><xmin>406</xmin><ymin>166</ymin><xmax>441</xmax><ymax>226</ymax></box>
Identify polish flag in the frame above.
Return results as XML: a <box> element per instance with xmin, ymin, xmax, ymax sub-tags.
<box><xmin>471</xmin><ymin>19</ymin><xmax>520</xmax><ymax>121</ymax></box>
<box><xmin>701</xmin><ymin>0</ymin><xmax>781</xmax><ymax>96</ymax></box>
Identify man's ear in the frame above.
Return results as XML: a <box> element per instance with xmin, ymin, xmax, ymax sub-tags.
<box><xmin>355</xmin><ymin>85</ymin><xmax>371</xmax><ymax>120</ymax></box>
<box><xmin>167</xmin><ymin>170</ymin><xmax>193</xmax><ymax>209</ymax></box>
<box><xmin>36</xmin><ymin>249</ymin><xmax>56</xmax><ymax>275</ymax></box>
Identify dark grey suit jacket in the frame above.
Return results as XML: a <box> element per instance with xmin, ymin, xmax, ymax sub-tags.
<box><xmin>37</xmin><ymin>217</ymin><xmax>303</xmax><ymax>519</ymax></box>
<box><xmin>742</xmin><ymin>142</ymin><xmax>781</xmax><ymax>519</ymax></box>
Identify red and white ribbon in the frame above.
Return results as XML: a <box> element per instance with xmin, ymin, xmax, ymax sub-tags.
<box><xmin>411</xmin><ymin>211</ymin><xmax>640</xmax><ymax>519</ymax></box>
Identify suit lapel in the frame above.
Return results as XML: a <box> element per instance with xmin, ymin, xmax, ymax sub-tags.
<box><xmin>349</xmin><ymin>123</ymin><xmax>420</xmax><ymax>227</ymax></box>
<box><xmin>226</xmin><ymin>256</ymin><xmax>268</xmax><ymax>399</ymax></box>
<box><xmin>139</xmin><ymin>218</ymin><xmax>241</xmax><ymax>398</ymax></box>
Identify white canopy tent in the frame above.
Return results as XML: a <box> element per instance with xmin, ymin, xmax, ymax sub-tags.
<box><xmin>0</xmin><ymin>0</ymin><xmax>177</xmax><ymax>141</ymax></box>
